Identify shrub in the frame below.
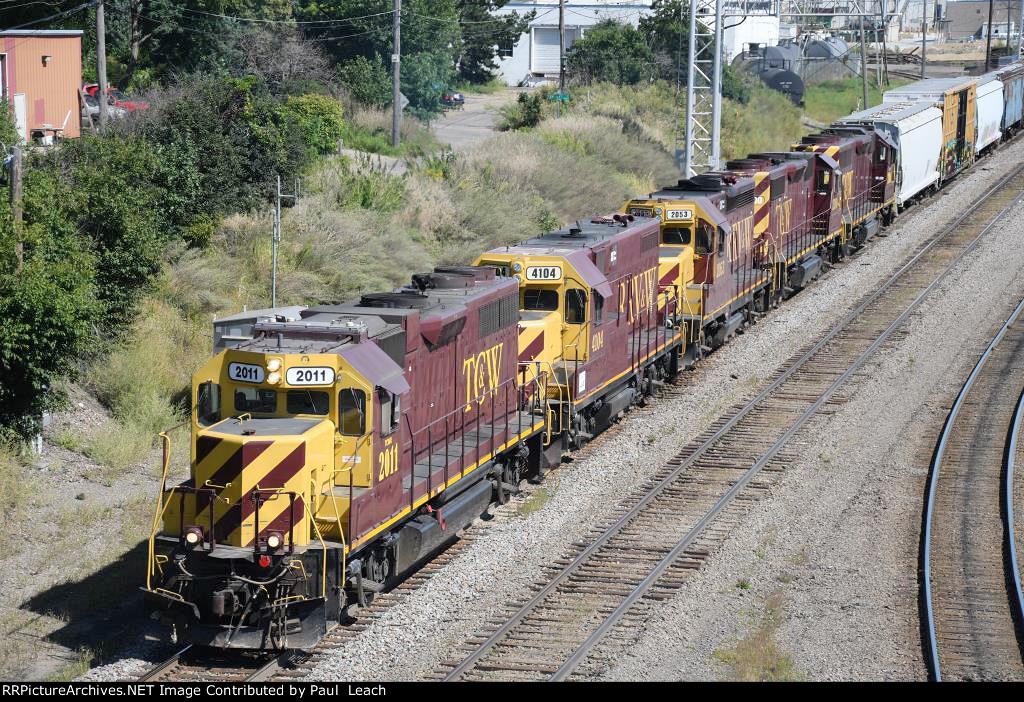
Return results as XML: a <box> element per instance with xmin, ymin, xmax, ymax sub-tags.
<box><xmin>281</xmin><ymin>94</ymin><xmax>347</xmax><ymax>155</ymax></box>
<box><xmin>500</xmin><ymin>92</ymin><xmax>544</xmax><ymax>130</ymax></box>
<box><xmin>338</xmin><ymin>55</ymin><xmax>392</xmax><ymax>108</ymax></box>
<box><xmin>565</xmin><ymin>20</ymin><xmax>655</xmax><ymax>85</ymax></box>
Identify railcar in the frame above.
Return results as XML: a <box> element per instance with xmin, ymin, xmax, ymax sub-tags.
<box><xmin>997</xmin><ymin>64</ymin><xmax>1024</xmax><ymax>134</ymax></box>
<box><xmin>975</xmin><ymin>72</ymin><xmax>1005</xmax><ymax>155</ymax></box>
<box><xmin>145</xmin><ymin>266</ymin><xmax>550</xmax><ymax>648</ymax></box>
<box><xmin>884</xmin><ymin>78</ymin><xmax>977</xmax><ymax>181</ymax></box>
<box><xmin>475</xmin><ymin>215</ymin><xmax>681</xmax><ymax>448</ymax></box>
<box><xmin>835</xmin><ymin>101</ymin><xmax>943</xmax><ymax>210</ymax></box>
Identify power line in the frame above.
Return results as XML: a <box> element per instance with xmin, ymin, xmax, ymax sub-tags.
<box><xmin>5</xmin><ymin>0</ymin><xmax>95</xmax><ymax>30</ymax></box>
<box><xmin>177</xmin><ymin>6</ymin><xmax>396</xmax><ymax>25</ymax></box>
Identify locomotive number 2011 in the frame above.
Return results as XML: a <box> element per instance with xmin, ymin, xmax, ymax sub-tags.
<box><xmin>286</xmin><ymin>366</ymin><xmax>336</xmax><ymax>386</ymax></box>
<box><xmin>378</xmin><ymin>443</ymin><xmax>399</xmax><ymax>482</ymax></box>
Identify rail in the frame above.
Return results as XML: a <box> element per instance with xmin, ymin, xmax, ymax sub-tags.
<box><xmin>922</xmin><ymin>295</ymin><xmax>1024</xmax><ymax>682</ymax></box>
<box><xmin>1006</xmin><ymin>387</ymin><xmax>1024</xmax><ymax>651</ymax></box>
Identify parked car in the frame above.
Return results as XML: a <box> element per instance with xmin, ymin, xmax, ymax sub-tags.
<box><xmin>519</xmin><ymin>74</ymin><xmax>555</xmax><ymax>88</ymax></box>
<box><xmin>83</xmin><ymin>84</ymin><xmax>149</xmax><ymax>112</ymax></box>
<box><xmin>80</xmin><ymin>92</ymin><xmax>127</xmax><ymax>125</ymax></box>
<box><xmin>441</xmin><ymin>90</ymin><xmax>465</xmax><ymax>108</ymax></box>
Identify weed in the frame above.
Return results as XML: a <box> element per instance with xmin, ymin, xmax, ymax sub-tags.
<box><xmin>52</xmin><ymin>428</ymin><xmax>83</xmax><ymax>452</ymax></box>
<box><xmin>791</xmin><ymin>545</ymin><xmax>811</xmax><ymax>567</ymax></box>
<box><xmin>736</xmin><ymin>578</ymin><xmax>752</xmax><ymax>590</ymax></box>
<box><xmin>519</xmin><ymin>487</ymin><xmax>552</xmax><ymax>517</ymax></box>
<box><xmin>713</xmin><ymin>589</ymin><xmax>800</xmax><ymax>681</ymax></box>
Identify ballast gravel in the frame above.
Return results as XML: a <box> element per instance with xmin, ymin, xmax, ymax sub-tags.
<box><xmin>82</xmin><ymin>138</ymin><xmax>1024</xmax><ymax>682</ymax></box>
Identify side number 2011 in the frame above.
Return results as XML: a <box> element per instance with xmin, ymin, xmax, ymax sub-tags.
<box><xmin>378</xmin><ymin>444</ymin><xmax>399</xmax><ymax>482</ymax></box>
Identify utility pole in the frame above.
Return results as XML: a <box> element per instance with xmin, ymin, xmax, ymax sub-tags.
<box><xmin>10</xmin><ymin>146</ymin><xmax>22</xmax><ymax>272</ymax></box>
<box><xmin>1019</xmin><ymin>0</ymin><xmax>1023</xmax><ymax>55</ymax></box>
<box><xmin>271</xmin><ymin>175</ymin><xmax>298</xmax><ymax>308</ymax></box>
<box><xmin>860</xmin><ymin>13</ymin><xmax>869</xmax><ymax>109</ymax></box>
<box><xmin>921</xmin><ymin>0</ymin><xmax>928</xmax><ymax>78</ymax></box>
<box><xmin>391</xmin><ymin>0</ymin><xmax>401</xmax><ymax>149</ymax></box>
<box><xmin>96</xmin><ymin>0</ymin><xmax>108</xmax><ymax>128</ymax></box>
<box><xmin>558</xmin><ymin>0</ymin><xmax>565</xmax><ymax>117</ymax></box>
<box><xmin>986</xmin><ymin>0</ymin><xmax>995</xmax><ymax>69</ymax></box>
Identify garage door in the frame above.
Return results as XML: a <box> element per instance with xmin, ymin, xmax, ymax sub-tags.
<box><xmin>531</xmin><ymin>27</ymin><xmax>581</xmax><ymax>75</ymax></box>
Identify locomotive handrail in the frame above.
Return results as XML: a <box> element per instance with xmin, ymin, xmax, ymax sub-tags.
<box><xmin>146</xmin><ymin>423</ymin><xmax>188</xmax><ymax>590</ymax></box>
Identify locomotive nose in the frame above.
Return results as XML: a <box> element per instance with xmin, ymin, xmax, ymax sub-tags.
<box><xmin>180</xmin><ymin>417</ymin><xmax>334</xmax><ymax>548</ymax></box>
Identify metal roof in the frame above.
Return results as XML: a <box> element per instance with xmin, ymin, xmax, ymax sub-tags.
<box><xmin>0</xmin><ymin>30</ymin><xmax>84</xmax><ymax>37</ymax></box>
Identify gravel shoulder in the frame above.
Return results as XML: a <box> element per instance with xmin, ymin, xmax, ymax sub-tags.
<box><xmin>284</xmin><ymin>139</ymin><xmax>1024</xmax><ymax>680</ymax></box>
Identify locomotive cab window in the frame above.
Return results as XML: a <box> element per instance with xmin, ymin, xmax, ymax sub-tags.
<box><xmin>876</xmin><ymin>146</ymin><xmax>887</xmax><ymax>162</ymax></box>
<box><xmin>565</xmin><ymin>289</ymin><xmax>587</xmax><ymax>325</ymax></box>
<box><xmin>378</xmin><ymin>388</ymin><xmax>400</xmax><ymax>436</ymax></box>
<box><xmin>234</xmin><ymin>387</ymin><xmax>277</xmax><ymax>414</ymax></box>
<box><xmin>338</xmin><ymin>388</ymin><xmax>367</xmax><ymax>436</ymax></box>
<box><xmin>662</xmin><ymin>226</ymin><xmax>691</xmax><ymax>245</ymax></box>
<box><xmin>695</xmin><ymin>221</ymin><xmax>713</xmax><ymax>255</ymax></box>
<box><xmin>718</xmin><ymin>227</ymin><xmax>727</xmax><ymax>255</ymax></box>
<box><xmin>594</xmin><ymin>293</ymin><xmax>604</xmax><ymax>325</ymax></box>
<box><xmin>197</xmin><ymin>381</ymin><xmax>221</xmax><ymax>427</ymax></box>
<box><xmin>287</xmin><ymin>390</ymin><xmax>329</xmax><ymax>415</ymax></box>
<box><xmin>523</xmin><ymin>288</ymin><xmax>558</xmax><ymax>311</ymax></box>
<box><xmin>816</xmin><ymin>170</ymin><xmax>831</xmax><ymax>193</ymax></box>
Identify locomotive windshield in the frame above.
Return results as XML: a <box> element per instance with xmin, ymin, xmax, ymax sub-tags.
<box><xmin>286</xmin><ymin>389</ymin><xmax>329</xmax><ymax>415</ymax></box>
<box><xmin>234</xmin><ymin>387</ymin><xmax>277</xmax><ymax>413</ymax></box>
<box><xmin>663</xmin><ymin>226</ymin><xmax>692</xmax><ymax>245</ymax></box>
<box><xmin>523</xmin><ymin>288</ymin><xmax>559</xmax><ymax>311</ymax></box>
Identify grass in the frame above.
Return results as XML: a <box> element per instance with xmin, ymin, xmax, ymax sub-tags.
<box><xmin>722</xmin><ymin>86</ymin><xmax>805</xmax><ymax>160</ymax></box>
<box><xmin>713</xmin><ymin>590</ymin><xmax>801</xmax><ymax>681</ymax></box>
<box><xmin>519</xmin><ymin>487</ymin><xmax>552</xmax><ymax>517</ymax></box>
<box><xmin>803</xmin><ymin>77</ymin><xmax>911</xmax><ymax>126</ymax></box>
<box><xmin>342</xmin><ymin>107</ymin><xmax>440</xmax><ymax>157</ymax></box>
<box><xmin>457</xmin><ymin>78</ymin><xmax>507</xmax><ymax>95</ymax></box>
<box><xmin>0</xmin><ymin>445</ymin><xmax>29</xmax><ymax>558</ymax></box>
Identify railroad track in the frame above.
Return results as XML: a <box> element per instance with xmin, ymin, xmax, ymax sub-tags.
<box><xmin>433</xmin><ymin>165</ymin><xmax>1024</xmax><ymax>681</ymax></box>
<box><xmin>922</xmin><ymin>297</ymin><xmax>1024</xmax><ymax>681</ymax></box>
<box><xmin>138</xmin><ymin>646</ymin><xmax>302</xmax><ymax>682</ymax></box>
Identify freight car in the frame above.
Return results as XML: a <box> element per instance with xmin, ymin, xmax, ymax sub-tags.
<box><xmin>884</xmin><ymin>78</ymin><xmax>977</xmax><ymax>181</ymax></box>
<box><xmin>835</xmin><ymin>101</ymin><xmax>943</xmax><ymax>209</ymax></box>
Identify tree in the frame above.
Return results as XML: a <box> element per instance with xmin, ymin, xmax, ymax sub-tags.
<box><xmin>565</xmin><ymin>21</ymin><xmax>655</xmax><ymax>86</ymax></box>
<box><xmin>337</xmin><ymin>56</ymin><xmax>392</xmax><ymax>107</ymax></box>
<box><xmin>455</xmin><ymin>1</ymin><xmax>533</xmax><ymax>84</ymax></box>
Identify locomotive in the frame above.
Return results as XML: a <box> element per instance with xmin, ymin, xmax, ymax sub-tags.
<box><xmin>143</xmin><ymin>65</ymin><xmax>1024</xmax><ymax>651</ymax></box>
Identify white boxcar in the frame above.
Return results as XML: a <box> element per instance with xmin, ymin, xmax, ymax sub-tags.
<box><xmin>835</xmin><ymin>101</ymin><xmax>943</xmax><ymax>207</ymax></box>
<box><xmin>975</xmin><ymin>73</ymin><xmax>1005</xmax><ymax>153</ymax></box>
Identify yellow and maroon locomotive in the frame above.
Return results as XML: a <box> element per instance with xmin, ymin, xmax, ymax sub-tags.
<box><xmin>145</xmin><ymin>266</ymin><xmax>549</xmax><ymax>648</ymax></box>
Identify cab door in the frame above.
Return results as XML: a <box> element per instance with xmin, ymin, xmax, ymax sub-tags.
<box><xmin>562</xmin><ymin>283</ymin><xmax>589</xmax><ymax>397</ymax></box>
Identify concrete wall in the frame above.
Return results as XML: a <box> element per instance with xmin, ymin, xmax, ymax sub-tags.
<box><xmin>1</xmin><ymin>31</ymin><xmax>82</xmax><ymax>140</ymax></box>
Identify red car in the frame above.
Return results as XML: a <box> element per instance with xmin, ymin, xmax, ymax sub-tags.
<box><xmin>83</xmin><ymin>84</ymin><xmax>149</xmax><ymax>112</ymax></box>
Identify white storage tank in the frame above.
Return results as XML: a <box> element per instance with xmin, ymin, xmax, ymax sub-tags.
<box><xmin>975</xmin><ymin>72</ymin><xmax>1005</xmax><ymax>153</ymax></box>
<box><xmin>835</xmin><ymin>101</ymin><xmax>943</xmax><ymax>207</ymax></box>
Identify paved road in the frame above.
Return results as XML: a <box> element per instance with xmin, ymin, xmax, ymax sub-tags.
<box><xmin>431</xmin><ymin>89</ymin><xmax>524</xmax><ymax>152</ymax></box>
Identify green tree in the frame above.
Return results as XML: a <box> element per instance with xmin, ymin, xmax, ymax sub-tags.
<box><xmin>402</xmin><ymin>51</ymin><xmax>456</xmax><ymax>120</ymax></box>
<box><xmin>338</xmin><ymin>55</ymin><xmax>393</xmax><ymax>107</ymax></box>
<box><xmin>565</xmin><ymin>21</ymin><xmax>655</xmax><ymax>86</ymax></box>
<box><xmin>280</xmin><ymin>94</ymin><xmax>347</xmax><ymax>156</ymax></box>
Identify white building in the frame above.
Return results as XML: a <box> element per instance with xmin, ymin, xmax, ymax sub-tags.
<box><xmin>493</xmin><ymin>1</ymin><xmax>653</xmax><ymax>85</ymax></box>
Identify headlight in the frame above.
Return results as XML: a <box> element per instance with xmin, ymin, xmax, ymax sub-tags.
<box><xmin>266</xmin><ymin>358</ymin><xmax>281</xmax><ymax>372</ymax></box>
<box><xmin>184</xmin><ymin>526</ymin><xmax>203</xmax><ymax>546</ymax></box>
<box><xmin>266</xmin><ymin>533</ymin><xmax>282</xmax><ymax>550</ymax></box>
<box><xmin>267</xmin><ymin>371</ymin><xmax>281</xmax><ymax>385</ymax></box>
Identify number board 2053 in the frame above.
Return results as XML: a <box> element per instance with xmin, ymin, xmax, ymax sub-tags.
<box><xmin>666</xmin><ymin>209</ymin><xmax>693</xmax><ymax>220</ymax></box>
<box><xmin>525</xmin><ymin>266</ymin><xmax>562</xmax><ymax>281</ymax></box>
<box><xmin>286</xmin><ymin>366</ymin><xmax>336</xmax><ymax>386</ymax></box>
<box><xmin>228</xmin><ymin>362</ymin><xmax>264</xmax><ymax>384</ymax></box>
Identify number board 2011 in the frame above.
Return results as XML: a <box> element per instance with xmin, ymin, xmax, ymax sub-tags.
<box><xmin>228</xmin><ymin>362</ymin><xmax>265</xmax><ymax>384</ymax></box>
<box><xmin>525</xmin><ymin>266</ymin><xmax>562</xmax><ymax>281</ymax></box>
<box><xmin>286</xmin><ymin>367</ymin><xmax>336</xmax><ymax>386</ymax></box>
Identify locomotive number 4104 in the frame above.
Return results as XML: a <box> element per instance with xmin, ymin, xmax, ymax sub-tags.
<box><xmin>525</xmin><ymin>266</ymin><xmax>562</xmax><ymax>281</ymax></box>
